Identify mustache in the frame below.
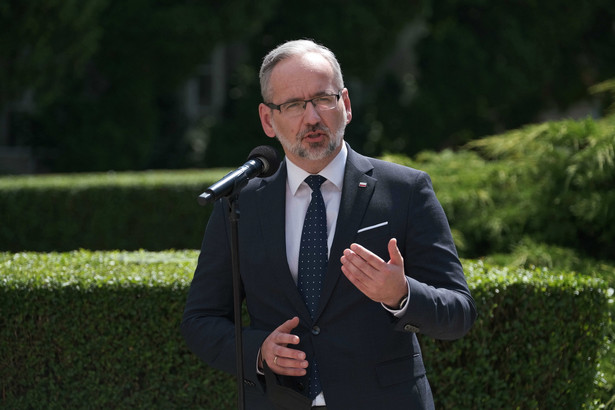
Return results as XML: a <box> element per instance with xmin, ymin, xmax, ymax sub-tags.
<box><xmin>298</xmin><ymin>124</ymin><xmax>330</xmax><ymax>139</ymax></box>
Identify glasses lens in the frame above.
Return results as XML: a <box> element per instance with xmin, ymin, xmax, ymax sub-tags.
<box><xmin>314</xmin><ymin>95</ymin><xmax>337</xmax><ymax>110</ymax></box>
<box><xmin>279</xmin><ymin>93</ymin><xmax>339</xmax><ymax>117</ymax></box>
<box><xmin>280</xmin><ymin>101</ymin><xmax>303</xmax><ymax>116</ymax></box>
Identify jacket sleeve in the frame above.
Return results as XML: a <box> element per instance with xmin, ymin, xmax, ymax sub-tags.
<box><xmin>395</xmin><ymin>171</ymin><xmax>477</xmax><ymax>340</ymax></box>
<box><xmin>180</xmin><ymin>199</ymin><xmax>269</xmax><ymax>389</ymax></box>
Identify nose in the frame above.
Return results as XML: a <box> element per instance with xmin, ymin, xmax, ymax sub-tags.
<box><xmin>303</xmin><ymin>100</ymin><xmax>322</xmax><ymax>124</ymax></box>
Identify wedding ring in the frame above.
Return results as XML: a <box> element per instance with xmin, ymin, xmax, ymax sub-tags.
<box><xmin>274</xmin><ymin>355</ymin><xmax>278</xmax><ymax>365</ymax></box>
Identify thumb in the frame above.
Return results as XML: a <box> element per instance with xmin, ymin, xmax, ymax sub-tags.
<box><xmin>278</xmin><ymin>316</ymin><xmax>300</xmax><ymax>334</ymax></box>
<box><xmin>387</xmin><ymin>238</ymin><xmax>404</xmax><ymax>267</ymax></box>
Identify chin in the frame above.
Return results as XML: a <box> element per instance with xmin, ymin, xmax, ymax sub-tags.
<box><xmin>300</xmin><ymin>140</ymin><xmax>336</xmax><ymax>160</ymax></box>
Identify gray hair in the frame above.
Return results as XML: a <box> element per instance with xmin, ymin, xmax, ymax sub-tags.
<box><xmin>259</xmin><ymin>39</ymin><xmax>345</xmax><ymax>102</ymax></box>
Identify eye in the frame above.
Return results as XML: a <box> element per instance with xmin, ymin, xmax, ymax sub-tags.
<box><xmin>282</xmin><ymin>101</ymin><xmax>303</xmax><ymax>111</ymax></box>
<box><xmin>314</xmin><ymin>96</ymin><xmax>332</xmax><ymax>105</ymax></box>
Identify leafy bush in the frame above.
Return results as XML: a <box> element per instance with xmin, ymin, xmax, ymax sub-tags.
<box><xmin>422</xmin><ymin>261</ymin><xmax>613</xmax><ymax>409</ymax></box>
<box><xmin>0</xmin><ymin>170</ymin><xmax>228</xmax><ymax>252</ymax></box>
<box><xmin>467</xmin><ymin>115</ymin><xmax>615</xmax><ymax>259</ymax></box>
<box><xmin>483</xmin><ymin>238</ymin><xmax>615</xmax><ymax>406</ymax></box>
<box><xmin>5</xmin><ymin>1</ymin><xmax>615</xmax><ymax>171</ymax></box>
<box><xmin>1</xmin><ymin>0</ymin><xmax>279</xmax><ymax>172</ymax></box>
<box><xmin>0</xmin><ymin>250</ymin><xmax>237</xmax><ymax>409</ymax></box>
<box><xmin>2</xmin><ymin>115</ymin><xmax>613</xmax><ymax>260</ymax></box>
<box><xmin>0</xmin><ymin>251</ymin><xmax>611</xmax><ymax>409</ymax></box>
<box><xmin>0</xmin><ymin>112</ymin><xmax>611</xmax><ymax>276</ymax></box>
<box><xmin>383</xmin><ymin>114</ymin><xmax>615</xmax><ymax>261</ymax></box>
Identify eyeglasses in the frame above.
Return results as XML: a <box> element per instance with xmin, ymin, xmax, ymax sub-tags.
<box><xmin>265</xmin><ymin>90</ymin><xmax>342</xmax><ymax>117</ymax></box>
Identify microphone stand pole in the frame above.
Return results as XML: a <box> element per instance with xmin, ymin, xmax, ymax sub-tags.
<box><xmin>225</xmin><ymin>192</ymin><xmax>245</xmax><ymax>410</ymax></box>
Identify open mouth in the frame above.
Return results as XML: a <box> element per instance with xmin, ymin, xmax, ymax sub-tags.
<box><xmin>302</xmin><ymin>131</ymin><xmax>327</xmax><ymax>143</ymax></box>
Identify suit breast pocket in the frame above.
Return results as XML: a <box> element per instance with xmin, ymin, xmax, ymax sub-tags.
<box><xmin>355</xmin><ymin>221</ymin><xmax>390</xmax><ymax>259</ymax></box>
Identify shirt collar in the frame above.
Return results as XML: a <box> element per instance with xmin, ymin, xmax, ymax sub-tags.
<box><xmin>286</xmin><ymin>143</ymin><xmax>347</xmax><ymax>195</ymax></box>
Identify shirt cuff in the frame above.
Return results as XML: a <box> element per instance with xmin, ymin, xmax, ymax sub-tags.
<box><xmin>381</xmin><ymin>276</ymin><xmax>411</xmax><ymax>318</ymax></box>
<box><xmin>256</xmin><ymin>348</ymin><xmax>264</xmax><ymax>376</ymax></box>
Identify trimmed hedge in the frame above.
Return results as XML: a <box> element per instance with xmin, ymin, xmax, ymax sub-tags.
<box><xmin>2</xmin><ymin>115</ymin><xmax>613</xmax><ymax>261</ymax></box>
<box><xmin>0</xmin><ymin>250</ymin><xmax>233</xmax><ymax>409</ymax></box>
<box><xmin>1</xmin><ymin>251</ymin><xmax>611</xmax><ymax>409</ymax></box>
<box><xmin>0</xmin><ymin>170</ymin><xmax>226</xmax><ymax>252</ymax></box>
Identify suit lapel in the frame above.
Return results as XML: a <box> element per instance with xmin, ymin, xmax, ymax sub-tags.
<box><xmin>256</xmin><ymin>147</ymin><xmax>377</xmax><ymax>322</ymax></box>
<box><xmin>256</xmin><ymin>161</ymin><xmax>312</xmax><ymax>321</ymax></box>
<box><xmin>315</xmin><ymin>146</ymin><xmax>376</xmax><ymax>319</ymax></box>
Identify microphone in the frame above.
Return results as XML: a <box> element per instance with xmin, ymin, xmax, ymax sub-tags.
<box><xmin>197</xmin><ymin>145</ymin><xmax>281</xmax><ymax>206</ymax></box>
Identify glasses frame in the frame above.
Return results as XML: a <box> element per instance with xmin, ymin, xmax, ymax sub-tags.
<box><xmin>265</xmin><ymin>89</ymin><xmax>343</xmax><ymax>115</ymax></box>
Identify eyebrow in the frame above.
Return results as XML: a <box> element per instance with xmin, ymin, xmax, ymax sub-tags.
<box><xmin>279</xmin><ymin>90</ymin><xmax>333</xmax><ymax>105</ymax></box>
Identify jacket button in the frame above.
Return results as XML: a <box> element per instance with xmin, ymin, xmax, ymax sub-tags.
<box><xmin>311</xmin><ymin>325</ymin><xmax>321</xmax><ymax>335</ymax></box>
<box><xmin>403</xmin><ymin>324</ymin><xmax>420</xmax><ymax>333</ymax></box>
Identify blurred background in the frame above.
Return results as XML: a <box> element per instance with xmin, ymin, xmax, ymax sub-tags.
<box><xmin>1</xmin><ymin>0</ymin><xmax>615</xmax><ymax>174</ymax></box>
<box><xmin>2</xmin><ymin>3</ymin><xmax>614</xmax><ymax>407</ymax></box>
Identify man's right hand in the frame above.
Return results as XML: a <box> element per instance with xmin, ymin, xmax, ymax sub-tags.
<box><xmin>259</xmin><ymin>316</ymin><xmax>309</xmax><ymax>376</ymax></box>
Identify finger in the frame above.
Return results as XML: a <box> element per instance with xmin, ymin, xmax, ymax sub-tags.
<box><xmin>340</xmin><ymin>257</ymin><xmax>372</xmax><ymax>296</ymax></box>
<box><xmin>341</xmin><ymin>241</ymin><xmax>406</xmax><ymax>304</ymax></box>
<box><xmin>273</xmin><ymin>345</ymin><xmax>307</xmax><ymax>361</ymax></box>
<box><xmin>268</xmin><ymin>337</ymin><xmax>308</xmax><ymax>376</ymax></box>
<box><xmin>340</xmin><ymin>249</ymin><xmax>373</xmax><ymax>284</ymax></box>
<box><xmin>272</xmin><ymin>346</ymin><xmax>309</xmax><ymax>370</ymax></box>
<box><xmin>271</xmin><ymin>331</ymin><xmax>301</xmax><ymax>348</ymax></box>
<box><xmin>341</xmin><ymin>245</ymin><xmax>384</xmax><ymax>281</ymax></box>
<box><xmin>277</xmin><ymin>316</ymin><xmax>301</xmax><ymax>335</ymax></box>
<box><xmin>269</xmin><ymin>317</ymin><xmax>301</xmax><ymax>348</ymax></box>
<box><xmin>262</xmin><ymin>317</ymin><xmax>307</xmax><ymax>376</ymax></box>
<box><xmin>349</xmin><ymin>243</ymin><xmax>386</xmax><ymax>269</ymax></box>
<box><xmin>274</xmin><ymin>358</ymin><xmax>308</xmax><ymax>377</ymax></box>
<box><xmin>387</xmin><ymin>238</ymin><xmax>404</xmax><ymax>267</ymax></box>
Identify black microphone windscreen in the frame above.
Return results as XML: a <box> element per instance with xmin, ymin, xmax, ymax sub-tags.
<box><xmin>247</xmin><ymin>145</ymin><xmax>281</xmax><ymax>177</ymax></box>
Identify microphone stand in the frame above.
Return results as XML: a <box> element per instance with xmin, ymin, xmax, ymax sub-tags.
<box><xmin>197</xmin><ymin>146</ymin><xmax>280</xmax><ymax>409</ymax></box>
<box><xmin>225</xmin><ymin>192</ymin><xmax>245</xmax><ymax>410</ymax></box>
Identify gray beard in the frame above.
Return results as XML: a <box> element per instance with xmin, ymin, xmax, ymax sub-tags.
<box><xmin>275</xmin><ymin>122</ymin><xmax>346</xmax><ymax>162</ymax></box>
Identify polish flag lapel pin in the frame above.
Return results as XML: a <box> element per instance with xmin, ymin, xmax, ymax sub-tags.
<box><xmin>359</xmin><ymin>182</ymin><xmax>367</xmax><ymax>188</ymax></box>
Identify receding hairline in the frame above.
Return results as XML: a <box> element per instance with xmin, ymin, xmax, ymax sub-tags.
<box><xmin>259</xmin><ymin>39</ymin><xmax>344</xmax><ymax>102</ymax></box>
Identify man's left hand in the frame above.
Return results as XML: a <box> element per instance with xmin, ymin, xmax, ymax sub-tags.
<box><xmin>340</xmin><ymin>238</ymin><xmax>408</xmax><ymax>308</ymax></box>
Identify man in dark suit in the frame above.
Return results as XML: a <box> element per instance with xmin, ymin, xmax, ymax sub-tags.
<box><xmin>181</xmin><ymin>39</ymin><xmax>477</xmax><ymax>410</ymax></box>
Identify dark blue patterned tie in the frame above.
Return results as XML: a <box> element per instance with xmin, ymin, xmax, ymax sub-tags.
<box><xmin>297</xmin><ymin>175</ymin><xmax>327</xmax><ymax>399</ymax></box>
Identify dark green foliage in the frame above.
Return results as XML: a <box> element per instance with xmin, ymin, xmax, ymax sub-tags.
<box><xmin>4</xmin><ymin>0</ymin><xmax>615</xmax><ymax>171</ymax></box>
<box><xmin>484</xmin><ymin>238</ymin><xmax>615</xmax><ymax>405</ymax></box>
<box><xmin>1</xmin><ymin>0</ymin><xmax>278</xmax><ymax>171</ymax></box>
<box><xmin>0</xmin><ymin>170</ymin><xmax>228</xmax><ymax>252</ymax></box>
<box><xmin>373</xmin><ymin>0</ymin><xmax>615</xmax><ymax>155</ymax></box>
<box><xmin>466</xmin><ymin>116</ymin><xmax>615</xmax><ymax>260</ymax></box>
<box><xmin>383</xmin><ymin>114</ymin><xmax>615</xmax><ymax>261</ymax></box>
<box><xmin>209</xmin><ymin>0</ymin><xmax>615</xmax><ymax>162</ymax></box>
<box><xmin>0</xmin><ymin>0</ymin><xmax>109</xmax><ymax>113</ymax></box>
<box><xmin>0</xmin><ymin>251</ymin><xmax>610</xmax><ymax>408</ymax></box>
<box><xmin>202</xmin><ymin>0</ymin><xmax>428</xmax><ymax>168</ymax></box>
<box><xmin>0</xmin><ymin>250</ymin><xmax>236</xmax><ymax>409</ymax></box>
<box><xmin>422</xmin><ymin>261</ymin><xmax>612</xmax><ymax>409</ymax></box>
<box><xmin>382</xmin><ymin>115</ymin><xmax>615</xmax><ymax>405</ymax></box>
<box><xmin>1</xmin><ymin>114</ymin><xmax>613</xmax><ymax>259</ymax></box>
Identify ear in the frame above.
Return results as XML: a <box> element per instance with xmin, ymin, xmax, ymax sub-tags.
<box><xmin>259</xmin><ymin>103</ymin><xmax>277</xmax><ymax>138</ymax></box>
<box><xmin>342</xmin><ymin>88</ymin><xmax>352</xmax><ymax>124</ymax></box>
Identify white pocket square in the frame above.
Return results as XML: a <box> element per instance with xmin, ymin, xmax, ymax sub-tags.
<box><xmin>357</xmin><ymin>221</ymin><xmax>388</xmax><ymax>233</ymax></box>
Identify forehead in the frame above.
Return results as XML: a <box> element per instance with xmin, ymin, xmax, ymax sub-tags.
<box><xmin>269</xmin><ymin>53</ymin><xmax>336</xmax><ymax>101</ymax></box>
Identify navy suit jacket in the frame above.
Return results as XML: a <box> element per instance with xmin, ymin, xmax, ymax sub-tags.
<box><xmin>182</xmin><ymin>144</ymin><xmax>477</xmax><ymax>410</ymax></box>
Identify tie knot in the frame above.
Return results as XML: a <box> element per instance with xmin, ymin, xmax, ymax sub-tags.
<box><xmin>304</xmin><ymin>175</ymin><xmax>326</xmax><ymax>192</ymax></box>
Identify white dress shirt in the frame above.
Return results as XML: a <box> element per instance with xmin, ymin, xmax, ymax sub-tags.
<box><xmin>285</xmin><ymin>145</ymin><xmax>347</xmax><ymax>283</ymax></box>
<box><xmin>258</xmin><ymin>144</ymin><xmax>411</xmax><ymax>405</ymax></box>
<box><xmin>283</xmin><ymin>144</ymin><xmax>410</xmax><ymax>406</ymax></box>
<box><xmin>284</xmin><ymin>145</ymin><xmax>347</xmax><ymax>406</ymax></box>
